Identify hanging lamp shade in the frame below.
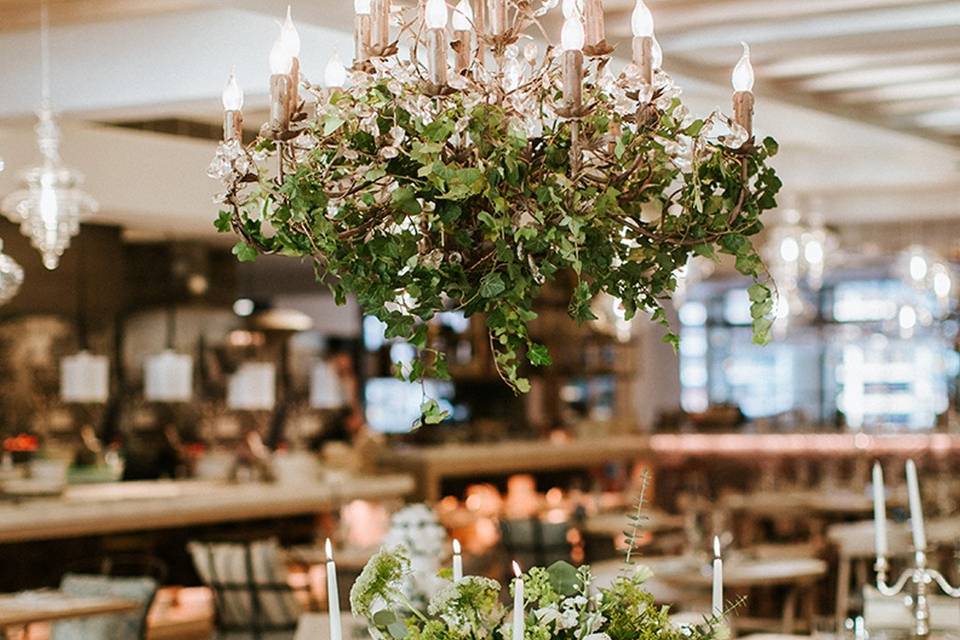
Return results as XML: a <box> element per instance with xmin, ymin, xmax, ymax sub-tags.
<box><xmin>0</xmin><ymin>239</ymin><xmax>24</xmax><ymax>305</ymax></box>
<box><xmin>144</xmin><ymin>350</ymin><xmax>194</xmax><ymax>402</ymax></box>
<box><xmin>309</xmin><ymin>360</ymin><xmax>345</xmax><ymax>410</ymax></box>
<box><xmin>1</xmin><ymin>2</ymin><xmax>97</xmax><ymax>270</ymax></box>
<box><xmin>227</xmin><ymin>362</ymin><xmax>276</xmax><ymax>410</ymax></box>
<box><xmin>61</xmin><ymin>350</ymin><xmax>109</xmax><ymax>403</ymax></box>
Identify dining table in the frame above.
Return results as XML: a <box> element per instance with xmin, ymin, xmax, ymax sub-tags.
<box><xmin>0</xmin><ymin>590</ymin><xmax>139</xmax><ymax>630</ymax></box>
<box><xmin>592</xmin><ymin>552</ymin><xmax>827</xmax><ymax>635</ymax></box>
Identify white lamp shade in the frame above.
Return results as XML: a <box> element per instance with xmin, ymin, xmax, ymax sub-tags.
<box><xmin>61</xmin><ymin>351</ymin><xmax>110</xmax><ymax>403</ymax></box>
<box><xmin>310</xmin><ymin>361</ymin><xmax>345</xmax><ymax>410</ymax></box>
<box><xmin>227</xmin><ymin>362</ymin><xmax>276</xmax><ymax>410</ymax></box>
<box><xmin>144</xmin><ymin>350</ymin><xmax>194</xmax><ymax>402</ymax></box>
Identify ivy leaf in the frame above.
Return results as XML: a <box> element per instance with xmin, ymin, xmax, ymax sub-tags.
<box><xmin>214</xmin><ymin>211</ymin><xmax>232</xmax><ymax>233</ymax></box>
<box><xmin>231</xmin><ymin>242</ymin><xmax>258</xmax><ymax>263</ymax></box>
<box><xmin>391</xmin><ymin>187</ymin><xmax>422</xmax><ymax>214</ymax></box>
<box><xmin>762</xmin><ymin>136</ymin><xmax>779</xmax><ymax>156</ymax></box>
<box><xmin>479</xmin><ymin>273</ymin><xmax>506</xmax><ymax>298</ymax></box>
<box><xmin>528</xmin><ymin>343</ymin><xmax>552</xmax><ymax>367</ymax></box>
<box><xmin>323</xmin><ymin>115</ymin><xmax>345</xmax><ymax>135</ymax></box>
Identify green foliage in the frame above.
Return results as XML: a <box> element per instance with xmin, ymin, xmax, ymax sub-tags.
<box><xmin>214</xmin><ymin>51</ymin><xmax>781</xmax><ymax>396</ymax></box>
<box><xmin>349</xmin><ymin>547</ymin><xmax>733</xmax><ymax>640</ymax></box>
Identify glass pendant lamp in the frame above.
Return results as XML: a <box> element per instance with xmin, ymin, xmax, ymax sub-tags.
<box><xmin>1</xmin><ymin>0</ymin><xmax>97</xmax><ymax>270</ymax></box>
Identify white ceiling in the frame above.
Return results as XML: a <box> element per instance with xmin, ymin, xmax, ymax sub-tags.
<box><xmin>0</xmin><ymin>0</ymin><xmax>958</xmax><ymax>240</ymax></box>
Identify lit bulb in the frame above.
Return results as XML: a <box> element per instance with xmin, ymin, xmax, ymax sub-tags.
<box><xmin>780</xmin><ymin>236</ymin><xmax>800</xmax><ymax>263</ymax></box>
<box><xmin>731</xmin><ymin>41</ymin><xmax>754</xmax><ymax>92</ymax></box>
<box><xmin>425</xmin><ymin>0</ymin><xmax>448</xmax><ymax>29</ymax></box>
<box><xmin>222</xmin><ymin>70</ymin><xmax>244</xmax><ymax>111</ymax></box>
<box><xmin>909</xmin><ymin>254</ymin><xmax>928</xmax><ymax>281</ymax></box>
<box><xmin>452</xmin><ymin>0</ymin><xmax>473</xmax><ymax>31</ymax></box>
<box><xmin>39</xmin><ymin>181</ymin><xmax>59</xmax><ymax>227</ymax></box>
<box><xmin>713</xmin><ymin>536</ymin><xmax>721</xmax><ymax>558</ymax></box>
<box><xmin>560</xmin><ymin>15</ymin><xmax>585</xmax><ymax>52</ymax></box>
<box><xmin>934</xmin><ymin>268</ymin><xmax>952</xmax><ymax>298</ymax></box>
<box><xmin>651</xmin><ymin>36</ymin><xmax>662</xmax><ymax>69</ymax></box>
<box><xmin>355</xmin><ymin>0</ymin><xmax>372</xmax><ymax>14</ymax></box>
<box><xmin>270</xmin><ymin>36</ymin><xmax>294</xmax><ymax>75</ymax></box>
<box><xmin>324</xmin><ymin>52</ymin><xmax>348</xmax><ymax>88</ymax></box>
<box><xmin>562</xmin><ymin>0</ymin><xmax>583</xmax><ymax>18</ymax></box>
<box><xmin>631</xmin><ymin>0</ymin><xmax>653</xmax><ymax>38</ymax></box>
<box><xmin>280</xmin><ymin>6</ymin><xmax>301</xmax><ymax>58</ymax></box>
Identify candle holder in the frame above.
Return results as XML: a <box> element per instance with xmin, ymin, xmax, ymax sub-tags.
<box><xmin>874</xmin><ymin>548</ymin><xmax>960</xmax><ymax>638</ymax></box>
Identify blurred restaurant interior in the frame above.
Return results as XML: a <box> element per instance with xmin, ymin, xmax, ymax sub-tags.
<box><xmin>1</xmin><ymin>0</ymin><xmax>960</xmax><ymax>639</ymax></box>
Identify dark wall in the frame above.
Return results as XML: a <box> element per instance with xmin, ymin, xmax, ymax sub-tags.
<box><xmin>0</xmin><ymin>219</ymin><xmax>126</xmax><ymax>337</ymax></box>
<box><xmin>0</xmin><ymin>220</ymin><xmax>238</xmax><ymax>324</ymax></box>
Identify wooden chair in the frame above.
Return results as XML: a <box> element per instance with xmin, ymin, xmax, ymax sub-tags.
<box><xmin>51</xmin><ymin>574</ymin><xmax>158</xmax><ymax>640</ymax></box>
<box><xmin>188</xmin><ymin>539</ymin><xmax>311</xmax><ymax>640</ymax></box>
<box><xmin>500</xmin><ymin>518</ymin><xmax>571</xmax><ymax>573</ymax></box>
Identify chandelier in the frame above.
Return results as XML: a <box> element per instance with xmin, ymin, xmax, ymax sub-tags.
<box><xmin>1</xmin><ymin>0</ymin><xmax>97</xmax><ymax>271</ymax></box>
<box><xmin>0</xmin><ymin>239</ymin><xmax>24</xmax><ymax>306</ymax></box>
<box><xmin>210</xmin><ymin>0</ymin><xmax>782</xmax><ymax>394</ymax></box>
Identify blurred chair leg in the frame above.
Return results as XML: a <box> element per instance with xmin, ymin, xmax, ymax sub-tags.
<box><xmin>836</xmin><ymin>552</ymin><xmax>851</xmax><ymax>630</ymax></box>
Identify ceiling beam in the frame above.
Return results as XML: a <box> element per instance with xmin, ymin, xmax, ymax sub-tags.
<box><xmin>795</xmin><ymin>63</ymin><xmax>960</xmax><ymax>92</ymax></box>
<box><xmin>615</xmin><ymin>0</ymin><xmax>942</xmax><ymax>34</ymax></box>
<box><xmin>0</xmin><ymin>8</ymin><xmax>355</xmax><ymax>120</ymax></box>
<box><xmin>632</xmin><ymin>1</ymin><xmax>960</xmax><ymax>55</ymax></box>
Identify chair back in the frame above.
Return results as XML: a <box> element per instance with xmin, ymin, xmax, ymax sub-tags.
<box><xmin>500</xmin><ymin>518</ymin><xmax>571</xmax><ymax>570</ymax></box>
<box><xmin>51</xmin><ymin>574</ymin><xmax>157</xmax><ymax>640</ymax></box>
<box><xmin>188</xmin><ymin>539</ymin><xmax>304</xmax><ymax>639</ymax></box>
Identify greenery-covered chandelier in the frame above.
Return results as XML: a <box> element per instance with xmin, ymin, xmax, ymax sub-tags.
<box><xmin>210</xmin><ymin>0</ymin><xmax>782</xmax><ymax>398</ymax></box>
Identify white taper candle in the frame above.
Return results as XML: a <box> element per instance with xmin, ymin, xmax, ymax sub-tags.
<box><xmin>452</xmin><ymin>539</ymin><xmax>463</xmax><ymax>582</ymax></box>
<box><xmin>512</xmin><ymin>561</ymin><xmax>524</xmax><ymax>640</ymax></box>
<box><xmin>905</xmin><ymin>459</ymin><xmax>927</xmax><ymax>551</ymax></box>
<box><xmin>872</xmin><ymin>462</ymin><xmax>888</xmax><ymax>558</ymax></box>
<box><xmin>712</xmin><ymin>536</ymin><xmax>723</xmax><ymax>618</ymax></box>
<box><xmin>325</xmin><ymin>539</ymin><xmax>342</xmax><ymax>640</ymax></box>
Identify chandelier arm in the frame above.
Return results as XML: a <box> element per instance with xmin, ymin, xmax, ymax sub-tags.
<box><xmin>727</xmin><ymin>158</ymin><xmax>749</xmax><ymax>226</ymax></box>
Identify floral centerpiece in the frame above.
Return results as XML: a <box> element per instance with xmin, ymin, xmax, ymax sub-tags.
<box><xmin>210</xmin><ymin>0</ymin><xmax>782</xmax><ymax>413</ymax></box>
<box><xmin>348</xmin><ymin>548</ymin><xmax>729</xmax><ymax>640</ymax></box>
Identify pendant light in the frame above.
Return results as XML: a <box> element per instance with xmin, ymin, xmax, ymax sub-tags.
<box><xmin>227</xmin><ymin>362</ymin><xmax>277</xmax><ymax>410</ymax></box>
<box><xmin>143</xmin><ymin>307</ymin><xmax>194</xmax><ymax>402</ymax></box>
<box><xmin>60</xmin><ymin>234</ymin><xmax>109</xmax><ymax>404</ymax></box>
<box><xmin>1</xmin><ymin>0</ymin><xmax>97</xmax><ymax>270</ymax></box>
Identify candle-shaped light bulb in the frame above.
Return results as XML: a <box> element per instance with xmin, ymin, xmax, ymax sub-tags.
<box><xmin>280</xmin><ymin>6</ymin><xmax>301</xmax><ymax>58</ymax></box>
<box><xmin>222</xmin><ymin>70</ymin><xmax>243</xmax><ymax>111</ymax></box>
<box><xmin>631</xmin><ymin>0</ymin><xmax>653</xmax><ymax>38</ymax></box>
<box><xmin>872</xmin><ymin>461</ymin><xmax>888</xmax><ymax>559</ymax></box>
<box><xmin>325</xmin><ymin>52</ymin><xmax>348</xmax><ymax>88</ymax></box>
<box><xmin>906</xmin><ymin>459</ymin><xmax>927</xmax><ymax>551</ymax></box>
<box><xmin>425</xmin><ymin>0</ymin><xmax>448</xmax><ymax>29</ymax></box>
<box><xmin>270</xmin><ymin>37</ymin><xmax>294</xmax><ymax>75</ymax></box>
<box><xmin>651</xmin><ymin>36</ymin><xmax>662</xmax><ymax>69</ymax></box>
<box><xmin>355</xmin><ymin>0</ymin><xmax>372</xmax><ymax>14</ymax></box>
<box><xmin>731</xmin><ymin>42</ymin><xmax>754</xmax><ymax>92</ymax></box>
<box><xmin>452</xmin><ymin>539</ymin><xmax>463</xmax><ymax>582</ymax></box>
<box><xmin>562</xmin><ymin>0</ymin><xmax>581</xmax><ymax>19</ymax></box>
<box><xmin>561</xmin><ymin>15</ymin><xmax>585</xmax><ymax>51</ymax></box>
<box><xmin>714</xmin><ymin>535</ymin><xmax>721</xmax><ymax>558</ymax></box>
<box><xmin>452</xmin><ymin>0</ymin><xmax>473</xmax><ymax>31</ymax></box>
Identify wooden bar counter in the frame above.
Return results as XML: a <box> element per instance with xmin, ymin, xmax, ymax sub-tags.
<box><xmin>0</xmin><ymin>474</ymin><xmax>414</xmax><ymax>544</ymax></box>
<box><xmin>379</xmin><ymin>435</ymin><xmax>651</xmax><ymax>502</ymax></box>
